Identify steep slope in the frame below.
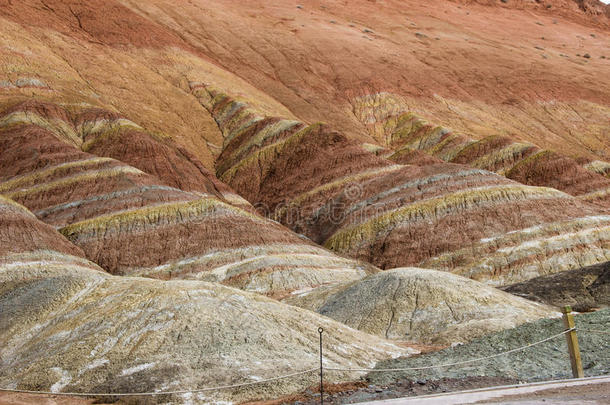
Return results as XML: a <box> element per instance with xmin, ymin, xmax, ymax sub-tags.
<box><xmin>0</xmin><ymin>194</ymin><xmax>85</xmax><ymax>259</ymax></box>
<box><xmin>0</xmin><ymin>102</ymin><xmax>376</xmax><ymax>297</ymax></box>
<box><xmin>200</xmin><ymin>89</ymin><xmax>610</xmax><ymax>285</ymax></box>
<box><xmin>287</xmin><ymin>268</ymin><xmax>557</xmax><ymax>345</ymax></box>
<box><xmin>0</xmin><ymin>195</ymin><xmax>412</xmax><ymax>403</ymax></box>
<box><xmin>503</xmin><ymin>261</ymin><xmax>610</xmax><ymax>311</ymax></box>
<box><xmin>114</xmin><ymin>0</ymin><xmax>610</xmax><ymax>162</ymax></box>
<box><xmin>1</xmin><ymin>0</ymin><xmax>609</xmax><ymax>169</ymax></box>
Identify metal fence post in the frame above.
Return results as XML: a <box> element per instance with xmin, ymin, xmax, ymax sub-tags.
<box><xmin>318</xmin><ymin>327</ymin><xmax>324</xmax><ymax>405</ymax></box>
<box><xmin>562</xmin><ymin>306</ymin><xmax>584</xmax><ymax>378</ymax></box>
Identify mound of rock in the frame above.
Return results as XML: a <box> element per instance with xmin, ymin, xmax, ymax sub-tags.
<box><xmin>369</xmin><ymin>309</ymin><xmax>610</xmax><ymax>385</ymax></box>
<box><xmin>0</xmin><ymin>197</ymin><xmax>411</xmax><ymax>404</ymax></box>
<box><xmin>287</xmin><ymin>268</ymin><xmax>557</xmax><ymax>345</ymax></box>
<box><xmin>503</xmin><ymin>261</ymin><xmax>610</xmax><ymax>311</ymax></box>
<box><xmin>358</xmin><ymin>99</ymin><xmax>610</xmax><ymax>208</ymax></box>
<box><xmin>0</xmin><ymin>105</ymin><xmax>375</xmax><ymax>297</ymax></box>
<box><xmin>200</xmin><ymin>90</ymin><xmax>610</xmax><ymax>285</ymax></box>
<box><xmin>0</xmin><ymin>262</ymin><xmax>410</xmax><ymax>404</ymax></box>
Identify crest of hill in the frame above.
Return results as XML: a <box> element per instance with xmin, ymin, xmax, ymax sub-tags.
<box><xmin>287</xmin><ymin>268</ymin><xmax>557</xmax><ymax>345</ymax></box>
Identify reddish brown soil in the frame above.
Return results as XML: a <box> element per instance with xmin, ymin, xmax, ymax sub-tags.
<box><xmin>0</xmin><ymin>392</ymin><xmax>99</xmax><ymax>405</ymax></box>
<box><xmin>0</xmin><ymin>194</ymin><xmax>84</xmax><ymax>258</ymax></box>
<box><xmin>0</xmin><ymin>0</ymin><xmax>190</xmax><ymax>50</ymax></box>
<box><xmin>506</xmin><ymin>150</ymin><xmax>610</xmax><ymax>200</ymax></box>
<box><xmin>389</xmin><ymin>148</ymin><xmax>445</xmax><ymax>166</ymax></box>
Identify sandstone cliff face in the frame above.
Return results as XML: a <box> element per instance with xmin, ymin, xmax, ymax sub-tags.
<box><xmin>287</xmin><ymin>268</ymin><xmax>558</xmax><ymax>345</ymax></box>
<box><xmin>201</xmin><ymin>89</ymin><xmax>610</xmax><ymax>285</ymax></box>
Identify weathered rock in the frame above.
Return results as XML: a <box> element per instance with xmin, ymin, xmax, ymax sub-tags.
<box><xmin>355</xmin><ymin>99</ymin><xmax>610</xmax><ymax>208</ymax></box>
<box><xmin>0</xmin><ymin>195</ymin><xmax>84</xmax><ymax>258</ymax></box>
<box><xmin>202</xmin><ymin>90</ymin><xmax>610</xmax><ymax>284</ymax></box>
<box><xmin>287</xmin><ymin>268</ymin><xmax>557</xmax><ymax>345</ymax></box>
<box><xmin>0</xmin><ymin>197</ymin><xmax>411</xmax><ymax>404</ymax></box>
<box><xmin>0</xmin><ymin>262</ymin><xmax>411</xmax><ymax>404</ymax></box>
<box><xmin>503</xmin><ymin>261</ymin><xmax>610</xmax><ymax>311</ymax></box>
<box><xmin>0</xmin><ymin>110</ymin><xmax>376</xmax><ymax>297</ymax></box>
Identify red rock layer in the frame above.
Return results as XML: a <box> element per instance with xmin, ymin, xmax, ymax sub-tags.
<box><xmin>379</xmin><ymin>110</ymin><xmax>610</xmax><ymax>207</ymax></box>
<box><xmin>0</xmin><ymin>0</ymin><xmax>191</xmax><ymax>49</ymax></box>
<box><xmin>0</xmin><ymin>101</ymin><xmax>374</xmax><ymax>295</ymax></box>
<box><xmin>202</xmin><ymin>89</ymin><xmax>610</xmax><ymax>284</ymax></box>
<box><xmin>0</xmin><ymin>195</ymin><xmax>84</xmax><ymax>258</ymax></box>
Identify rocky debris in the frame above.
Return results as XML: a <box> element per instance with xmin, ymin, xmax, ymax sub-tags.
<box><xmin>201</xmin><ymin>90</ymin><xmax>610</xmax><ymax>284</ymax></box>
<box><xmin>369</xmin><ymin>309</ymin><xmax>610</xmax><ymax>385</ymax></box>
<box><xmin>287</xmin><ymin>268</ymin><xmax>557</xmax><ymax>344</ymax></box>
<box><xmin>503</xmin><ymin>261</ymin><xmax>610</xmax><ymax>311</ymax></box>
<box><xmin>250</xmin><ymin>376</ymin><xmax>520</xmax><ymax>404</ymax></box>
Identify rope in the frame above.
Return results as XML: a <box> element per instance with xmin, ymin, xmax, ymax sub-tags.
<box><xmin>0</xmin><ymin>368</ymin><xmax>318</xmax><ymax>397</ymax></box>
<box><xmin>0</xmin><ymin>326</ymin><xmax>594</xmax><ymax>396</ymax></box>
<box><xmin>578</xmin><ymin>329</ymin><xmax>610</xmax><ymax>336</ymax></box>
<box><xmin>325</xmin><ymin>328</ymin><xmax>574</xmax><ymax>373</ymax></box>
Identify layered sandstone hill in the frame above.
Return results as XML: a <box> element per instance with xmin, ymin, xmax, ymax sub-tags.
<box><xmin>504</xmin><ymin>261</ymin><xmax>610</xmax><ymax>311</ymax></box>
<box><xmin>287</xmin><ymin>268</ymin><xmax>558</xmax><ymax>345</ymax></box>
<box><xmin>1</xmin><ymin>0</ymin><xmax>610</xmax><ymax>402</ymax></box>
<box><xmin>0</xmin><ymin>196</ymin><xmax>413</xmax><ymax>403</ymax></box>
<box><xmin>1</xmin><ymin>0</ymin><xmax>609</xmax><ymax>165</ymax></box>
<box><xmin>0</xmin><ymin>102</ymin><xmax>378</xmax><ymax>298</ymax></box>
<box><xmin>352</xmin><ymin>93</ymin><xmax>610</xmax><ymax>207</ymax></box>
<box><xmin>200</xmin><ymin>89</ymin><xmax>610</xmax><ymax>285</ymax></box>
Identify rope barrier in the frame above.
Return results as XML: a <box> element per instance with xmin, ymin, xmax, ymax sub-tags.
<box><xmin>0</xmin><ymin>368</ymin><xmax>318</xmax><ymax>397</ymax></box>
<box><xmin>1</xmin><ymin>325</ymin><xmax>605</xmax><ymax>397</ymax></box>
<box><xmin>578</xmin><ymin>329</ymin><xmax>610</xmax><ymax>336</ymax></box>
<box><xmin>325</xmin><ymin>328</ymin><xmax>574</xmax><ymax>373</ymax></box>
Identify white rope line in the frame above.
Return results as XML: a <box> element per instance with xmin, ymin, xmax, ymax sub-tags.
<box><xmin>0</xmin><ymin>368</ymin><xmax>318</xmax><ymax>397</ymax></box>
<box><xmin>0</xmin><ymin>326</ymin><xmax>598</xmax><ymax>396</ymax></box>
<box><xmin>325</xmin><ymin>328</ymin><xmax>574</xmax><ymax>373</ymax></box>
<box><xmin>578</xmin><ymin>329</ymin><xmax>610</xmax><ymax>336</ymax></box>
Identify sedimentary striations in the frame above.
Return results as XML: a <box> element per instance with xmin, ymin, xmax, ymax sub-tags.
<box><xmin>352</xmin><ymin>93</ymin><xmax>610</xmax><ymax>208</ymax></box>
<box><xmin>0</xmin><ymin>102</ymin><xmax>376</xmax><ymax>297</ymax></box>
<box><xmin>200</xmin><ymin>89</ymin><xmax>610</xmax><ymax>285</ymax></box>
<box><xmin>287</xmin><ymin>268</ymin><xmax>557</xmax><ymax>345</ymax></box>
<box><xmin>0</xmin><ymin>196</ymin><xmax>411</xmax><ymax>403</ymax></box>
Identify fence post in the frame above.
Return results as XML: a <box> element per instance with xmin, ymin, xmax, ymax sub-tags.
<box><xmin>562</xmin><ymin>306</ymin><xmax>584</xmax><ymax>378</ymax></box>
<box><xmin>318</xmin><ymin>327</ymin><xmax>324</xmax><ymax>405</ymax></box>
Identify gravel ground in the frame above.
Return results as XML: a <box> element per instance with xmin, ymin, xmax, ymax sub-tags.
<box><xmin>369</xmin><ymin>309</ymin><xmax>609</xmax><ymax>386</ymax></box>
